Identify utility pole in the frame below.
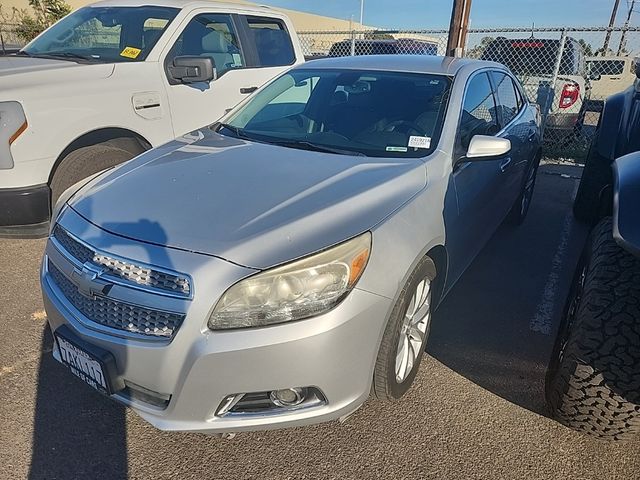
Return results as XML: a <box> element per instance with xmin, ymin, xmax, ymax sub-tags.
<box><xmin>603</xmin><ymin>0</ymin><xmax>621</xmax><ymax>56</ymax></box>
<box><xmin>618</xmin><ymin>0</ymin><xmax>636</xmax><ymax>56</ymax></box>
<box><xmin>360</xmin><ymin>0</ymin><xmax>364</xmax><ymax>26</ymax></box>
<box><xmin>447</xmin><ymin>0</ymin><xmax>473</xmax><ymax>57</ymax></box>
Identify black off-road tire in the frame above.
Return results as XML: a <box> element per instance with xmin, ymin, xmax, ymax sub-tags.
<box><xmin>372</xmin><ymin>256</ymin><xmax>436</xmax><ymax>400</ymax></box>
<box><xmin>545</xmin><ymin>217</ymin><xmax>640</xmax><ymax>440</ymax></box>
<box><xmin>573</xmin><ymin>130</ymin><xmax>613</xmax><ymax>224</ymax></box>
<box><xmin>50</xmin><ymin>144</ymin><xmax>137</xmax><ymax>205</ymax></box>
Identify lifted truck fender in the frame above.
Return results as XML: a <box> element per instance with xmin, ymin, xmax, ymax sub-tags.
<box><xmin>596</xmin><ymin>89</ymin><xmax>629</xmax><ymax>160</ymax></box>
<box><xmin>613</xmin><ymin>152</ymin><xmax>640</xmax><ymax>258</ymax></box>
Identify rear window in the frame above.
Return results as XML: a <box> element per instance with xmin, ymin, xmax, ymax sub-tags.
<box><xmin>481</xmin><ymin>38</ymin><xmax>584</xmax><ymax>76</ymax></box>
<box><xmin>587</xmin><ymin>59</ymin><xmax>626</xmax><ymax>76</ymax></box>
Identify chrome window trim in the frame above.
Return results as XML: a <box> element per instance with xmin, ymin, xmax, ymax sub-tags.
<box><xmin>455</xmin><ymin>67</ymin><xmax>529</xmax><ymax>153</ymax></box>
<box><xmin>51</xmin><ymin>225</ymin><xmax>194</xmax><ymax>300</ymax></box>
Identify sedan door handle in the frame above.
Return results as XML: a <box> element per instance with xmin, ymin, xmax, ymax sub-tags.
<box><xmin>499</xmin><ymin>157</ymin><xmax>512</xmax><ymax>172</ymax></box>
<box><xmin>240</xmin><ymin>86</ymin><xmax>258</xmax><ymax>94</ymax></box>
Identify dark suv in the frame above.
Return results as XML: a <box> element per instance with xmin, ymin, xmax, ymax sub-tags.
<box><xmin>328</xmin><ymin>38</ymin><xmax>438</xmax><ymax>57</ymax></box>
<box><xmin>545</xmin><ymin>62</ymin><xmax>640</xmax><ymax>440</ymax></box>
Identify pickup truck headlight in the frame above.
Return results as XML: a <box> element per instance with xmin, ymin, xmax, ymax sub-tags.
<box><xmin>0</xmin><ymin>101</ymin><xmax>27</xmax><ymax>169</ymax></box>
<box><xmin>208</xmin><ymin>232</ymin><xmax>371</xmax><ymax>330</ymax></box>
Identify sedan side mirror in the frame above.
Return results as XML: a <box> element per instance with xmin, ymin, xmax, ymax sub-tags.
<box><xmin>466</xmin><ymin>135</ymin><xmax>511</xmax><ymax>160</ymax></box>
<box><xmin>168</xmin><ymin>56</ymin><xmax>216</xmax><ymax>84</ymax></box>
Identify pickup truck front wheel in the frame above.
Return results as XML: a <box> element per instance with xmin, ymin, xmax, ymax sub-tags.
<box><xmin>50</xmin><ymin>144</ymin><xmax>136</xmax><ymax>205</ymax></box>
<box><xmin>545</xmin><ymin>218</ymin><xmax>640</xmax><ymax>440</ymax></box>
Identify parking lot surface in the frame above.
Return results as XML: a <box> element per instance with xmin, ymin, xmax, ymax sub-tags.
<box><xmin>1</xmin><ymin>163</ymin><xmax>639</xmax><ymax>480</ymax></box>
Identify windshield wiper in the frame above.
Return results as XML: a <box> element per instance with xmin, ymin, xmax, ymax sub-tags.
<box><xmin>270</xmin><ymin>139</ymin><xmax>366</xmax><ymax>157</ymax></box>
<box><xmin>215</xmin><ymin>122</ymin><xmax>253</xmax><ymax>140</ymax></box>
<box><xmin>17</xmin><ymin>51</ymin><xmax>97</xmax><ymax>63</ymax></box>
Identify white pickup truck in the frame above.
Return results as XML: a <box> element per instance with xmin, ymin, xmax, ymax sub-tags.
<box><xmin>0</xmin><ymin>0</ymin><xmax>304</xmax><ymax>237</ymax></box>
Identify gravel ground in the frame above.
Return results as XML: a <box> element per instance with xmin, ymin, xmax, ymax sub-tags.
<box><xmin>1</xmin><ymin>164</ymin><xmax>639</xmax><ymax>480</ymax></box>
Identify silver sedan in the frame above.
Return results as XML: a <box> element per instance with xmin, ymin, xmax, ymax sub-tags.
<box><xmin>41</xmin><ymin>55</ymin><xmax>542</xmax><ymax>434</ymax></box>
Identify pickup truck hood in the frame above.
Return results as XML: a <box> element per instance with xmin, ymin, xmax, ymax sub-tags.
<box><xmin>0</xmin><ymin>56</ymin><xmax>114</xmax><ymax>91</ymax></box>
<box><xmin>69</xmin><ymin>129</ymin><xmax>427</xmax><ymax>269</ymax></box>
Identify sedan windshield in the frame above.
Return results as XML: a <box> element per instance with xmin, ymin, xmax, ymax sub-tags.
<box><xmin>20</xmin><ymin>6</ymin><xmax>179</xmax><ymax>63</ymax></box>
<box><xmin>221</xmin><ymin>69</ymin><xmax>452</xmax><ymax>158</ymax></box>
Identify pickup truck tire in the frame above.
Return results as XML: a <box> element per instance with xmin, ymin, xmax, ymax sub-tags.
<box><xmin>373</xmin><ymin>255</ymin><xmax>436</xmax><ymax>401</ymax></box>
<box><xmin>573</xmin><ymin>130</ymin><xmax>612</xmax><ymax>224</ymax></box>
<box><xmin>546</xmin><ymin>218</ymin><xmax>640</xmax><ymax>440</ymax></box>
<box><xmin>50</xmin><ymin>144</ymin><xmax>136</xmax><ymax>204</ymax></box>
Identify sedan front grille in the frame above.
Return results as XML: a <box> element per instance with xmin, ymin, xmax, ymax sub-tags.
<box><xmin>52</xmin><ymin>225</ymin><xmax>191</xmax><ymax>297</ymax></box>
<box><xmin>48</xmin><ymin>261</ymin><xmax>185</xmax><ymax>338</ymax></box>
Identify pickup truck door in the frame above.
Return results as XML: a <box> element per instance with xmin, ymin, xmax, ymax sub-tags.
<box><xmin>161</xmin><ymin>12</ymin><xmax>298</xmax><ymax>137</ymax></box>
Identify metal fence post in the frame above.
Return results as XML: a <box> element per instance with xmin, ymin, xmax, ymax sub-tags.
<box><xmin>350</xmin><ymin>30</ymin><xmax>356</xmax><ymax>56</ymax></box>
<box><xmin>541</xmin><ymin>29</ymin><xmax>568</xmax><ymax>137</ymax></box>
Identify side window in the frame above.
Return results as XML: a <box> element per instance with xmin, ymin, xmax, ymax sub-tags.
<box><xmin>168</xmin><ymin>14</ymin><xmax>244</xmax><ymax>76</ymax></box>
<box><xmin>245</xmin><ymin>16</ymin><xmax>295</xmax><ymax>67</ymax></box>
<box><xmin>491</xmin><ymin>72</ymin><xmax>520</xmax><ymax>128</ymax></box>
<box><xmin>459</xmin><ymin>72</ymin><xmax>499</xmax><ymax>150</ymax></box>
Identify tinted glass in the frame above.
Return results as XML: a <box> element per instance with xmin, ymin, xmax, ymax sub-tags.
<box><xmin>223</xmin><ymin>69</ymin><xmax>451</xmax><ymax>158</ymax></box>
<box><xmin>22</xmin><ymin>6</ymin><xmax>178</xmax><ymax>62</ymax></box>
<box><xmin>587</xmin><ymin>59</ymin><xmax>625</xmax><ymax>76</ymax></box>
<box><xmin>246</xmin><ymin>17</ymin><xmax>295</xmax><ymax>67</ymax></box>
<box><xmin>481</xmin><ymin>38</ymin><xmax>582</xmax><ymax>76</ymax></box>
<box><xmin>459</xmin><ymin>73</ymin><xmax>499</xmax><ymax>149</ymax></box>
<box><xmin>168</xmin><ymin>14</ymin><xmax>244</xmax><ymax>75</ymax></box>
<box><xmin>491</xmin><ymin>72</ymin><xmax>520</xmax><ymax>127</ymax></box>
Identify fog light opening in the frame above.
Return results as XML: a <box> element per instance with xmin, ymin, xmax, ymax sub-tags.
<box><xmin>270</xmin><ymin>387</ymin><xmax>305</xmax><ymax>407</ymax></box>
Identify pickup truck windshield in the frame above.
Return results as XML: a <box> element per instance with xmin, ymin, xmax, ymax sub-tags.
<box><xmin>221</xmin><ymin>69</ymin><xmax>451</xmax><ymax>158</ymax></box>
<box><xmin>21</xmin><ymin>6</ymin><xmax>179</xmax><ymax>63</ymax></box>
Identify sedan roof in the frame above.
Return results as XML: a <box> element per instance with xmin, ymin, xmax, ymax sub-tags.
<box><xmin>301</xmin><ymin>55</ymin><xmax>505</xmax><ymax>77</ymax></box>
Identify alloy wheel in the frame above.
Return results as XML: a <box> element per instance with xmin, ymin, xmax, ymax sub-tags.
<box><xmin>394</xmin><ymin>278</ymin><xmax>432</xmax><ymax>383</ymax></box>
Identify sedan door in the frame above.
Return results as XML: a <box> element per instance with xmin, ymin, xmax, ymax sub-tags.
<box><xmin>445</xmin><ymin>71</ymin><xmax>512</xmax><ymax>285</ymax></box>
<box><xmin>489</xmin><ymin>70</ymin><xmax>532</xmax><ymax>207</ymax></box>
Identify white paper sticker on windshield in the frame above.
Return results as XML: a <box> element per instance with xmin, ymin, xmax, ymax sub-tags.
<box><xmin>408</xmin><ymin>136</ymin><xmax>431</xmax><ymax>149</ymax></box>
<box><xmin>386</xmin><ymin>146</ymin><xmax>408</xmax><ymax>152</ymax></box>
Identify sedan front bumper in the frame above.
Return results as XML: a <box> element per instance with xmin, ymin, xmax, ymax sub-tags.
<box><xmin>41</xmin><ymin>212</ymin><xmax>392</xmax><ymax>433</ymax></box>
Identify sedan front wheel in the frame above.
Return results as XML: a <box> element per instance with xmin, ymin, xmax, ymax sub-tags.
<box><xmin>372</xmin><ymin>255</ymin><xmax>436</xmax><ymax>400</ymax></box>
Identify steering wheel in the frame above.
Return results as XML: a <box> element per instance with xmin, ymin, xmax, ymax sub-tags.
<box><xmin>382</xmin><ymin>120</ymin><xmax>425</xmax><ymax>136</ymax></box>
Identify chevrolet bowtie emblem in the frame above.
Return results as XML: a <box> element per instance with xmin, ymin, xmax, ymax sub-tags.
<box><xmin>70</xmin><ymin>262</ymin><xmax>112</xmax><ymax>298</ymax></box>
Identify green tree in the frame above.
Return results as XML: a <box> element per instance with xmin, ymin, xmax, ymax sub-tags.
<box><xmin>12</xmin><ymin>0</ymin><xmax>71</xmax><ymax>42</ymax></box>
<box><xmin>466</xmin><ymin>36</ymin><xmax>494</xmax><ymax>59</ymax></box>
<box><xmin>577</xmin><ymin>39</ymin><xmax>593</xmax><ymax>57</ymax></box>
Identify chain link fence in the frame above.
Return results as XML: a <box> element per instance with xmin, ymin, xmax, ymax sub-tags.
<box><xmin>0</xmin><ymin>23</ymin><xmax>24</xmax><ymax>52</ymax></box>
<box><xmin>300</xmin><ymin>27</ymin><xmax>640</xmax><ymax>160</ymax></box>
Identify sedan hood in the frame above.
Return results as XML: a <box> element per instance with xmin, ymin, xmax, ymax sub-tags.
<box><xmin>69</xmin><ymin>129</ymin><xmax>427</xmax><ymax>269</ymax></box>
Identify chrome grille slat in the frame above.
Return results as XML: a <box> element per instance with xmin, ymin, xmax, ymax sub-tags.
<box><xmin>52</xmin><ymin>225</ymin><xmax>191</xmax><ymax>296</ymax></box>
<box><xmin>48</xmin><ymin>260</ymin><xmax>184</xmax><ymax>338</ymax></box>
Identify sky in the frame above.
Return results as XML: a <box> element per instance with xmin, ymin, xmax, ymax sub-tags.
<box><xmin>259</xmin><ymin>0</ymin><xmax>638</xmax><ymax>30</ymax></box>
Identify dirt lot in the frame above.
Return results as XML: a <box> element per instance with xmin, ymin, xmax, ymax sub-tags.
<box><xmin>1</xmin><ymin>163</ymin><xmax>639</xmax><ymax>480</ymax></box>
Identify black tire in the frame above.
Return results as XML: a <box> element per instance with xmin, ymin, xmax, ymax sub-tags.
<box><xmin>573</xmin><ymin>130</ymin><xmax>613</xmax><ymax>224</ymax></box>
<box><xmin>50</xmin><ymin>144</ymin><xmax>136</xmax><ymax>204</ymax></box>
<box><xmin>545</xmin><ymin>217</ymin><xmax>640</xmax><ymax>440</ymax></box>
<box><xmin>372</xmin><ymin>255</ymin><xmax>437</xmax><ymax>400</ymax></box>
<box><xmin>506</xmin><ymin>152</ymin><xmax>541</xmax><ymax>225</ymax></box>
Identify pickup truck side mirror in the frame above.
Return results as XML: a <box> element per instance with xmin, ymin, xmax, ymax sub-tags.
<box><xmin>466</xmin><ymin>135</ymin><xmax>511</xmax><ymax>160</ymax></box>
<box><xmin>168</xmin><ymin>56</ymin><xmax>216</xmax><ymax>84</ymax></box>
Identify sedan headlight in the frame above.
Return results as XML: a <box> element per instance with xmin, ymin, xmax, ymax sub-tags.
<box><xmin>0</xmin><ymin>101</ymin><xmax>27</xmax><ymax>170</ymax></box>
<box><xmin>208</xmin><ymin>232</ymin><xmax>371</xmax><ymax>330</ymax></box>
